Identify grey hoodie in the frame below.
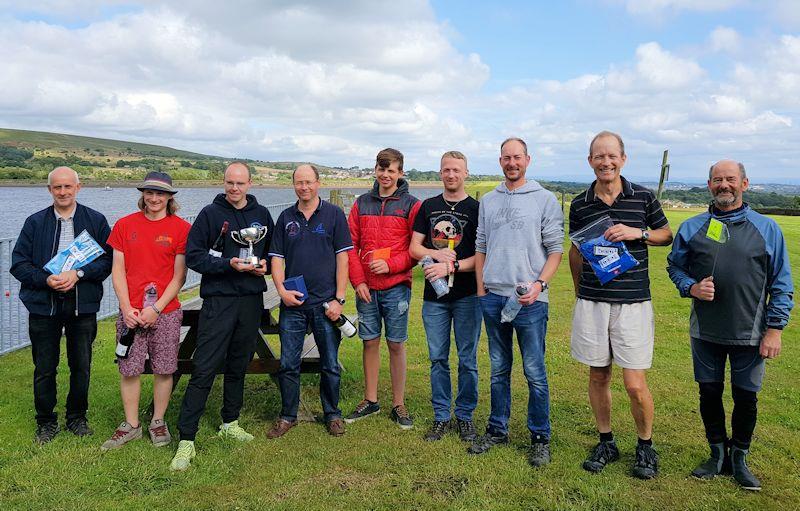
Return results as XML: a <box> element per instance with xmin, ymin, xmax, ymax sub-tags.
<box><xmin>475</xmin><ymin>180</ymin><xmax>564</xmax><ymax>301</ymax></box>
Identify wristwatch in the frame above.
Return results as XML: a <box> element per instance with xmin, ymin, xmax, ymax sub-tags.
<box><xmin>641</xmin><ymin>229</ymin><xmax>650</xmax><ymax>241</ymax></box>
<box><xmin>535</xmin><ymin>279</ymin><xmax>548</xmax><ymax>291</ymax></box>
<box><xmin>76</xmin><ymin>269</ymin><xmax>85</xmax><ymax>279</ymax></box>
<box><xmin>336</xmin><ymin>297</ymin><xmax>346</xmax><ymax>305</ymax></box>
<box><xmin>453</xmin><ymin>260</ymin><xmax>460</xmax><ymax>272</ymax></box>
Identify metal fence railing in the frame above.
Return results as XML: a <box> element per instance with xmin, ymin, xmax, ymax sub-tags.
<box><xmin>0</xmin><ymin>202</ymin><xmax>297</xmax><ymax>357</ymax></box>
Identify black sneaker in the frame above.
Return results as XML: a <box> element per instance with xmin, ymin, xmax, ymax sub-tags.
<box><xmin>583</xmin><ymin>440</ymin><xmax>620</xmax><ymax>473</ymax></box>
<box><xmin>467</xmin><ymin>432</ymin><xmax>508</xmax><ymax>455</ymax></box>
<box><xmin>528</xmin><ymin>441</ymin><xmax>551</xmax><ymax>467</ymax></box>
<box><xmin>730</xmin><ymin>446</ymin><xmax>761</xmax><ymax>491</ymax></box>
<box><xmin>66</xmin><ymin>417</ymin><xmax>93</xmax><ymax>437</ymax></box>
<box><xmin>34</xmin><ymin>422</ymin><xmax>60</xmax><ymax>445</ymax></box>
<box><xmin>424</xmin><ymin>420</ymin><xmax>450</xmax><ymax>441</ymax></box>
<box><xmin>631</xmin><ymin>443</ymin><xmax>659</xmax><ymax>480</ymax></box>
<box><xmin>344</xmin><ymin>399</ymin><xmax>380</xmax><ymax>424</ymax></box>
<box><xmin>454</xmin><ymin>418</ymin><xmax>477</xmax><ymax>442</ymax></box>
<box><xmin>390</xmin><ymin>405</ymin><xmax>413</xmax><ymax>430</ymax></box>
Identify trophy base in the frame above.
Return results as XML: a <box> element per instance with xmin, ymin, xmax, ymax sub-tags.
<box><xmin>248</xmin><ymin>257</ymin><xmax>262</xmax><ymax>268</ymax></box>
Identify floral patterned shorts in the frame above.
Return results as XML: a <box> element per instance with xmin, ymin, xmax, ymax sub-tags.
<box><xmin>115</xmin><ymin>309</ymin><xmax>183</xmax><ymax>377</ymax></box>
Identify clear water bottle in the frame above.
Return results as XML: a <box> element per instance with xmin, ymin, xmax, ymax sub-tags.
<box><xmin>500</xmin><ymin>282</ymin><xmax>530</xmax><ymax>323</ymax></box>
<box><xmin>419</xmin><ymin>256</ymin><xmax>449</xmax><ymax>298</ymax></box>
<box><xmin>143</xmin><ymin>282</ymin><xmax>158</xmax><ymax>308</ymax></box>
<box><xmin>322</xmin><ymin>302</ymin><xmax>357</xmax><ymax>338</ymax></box>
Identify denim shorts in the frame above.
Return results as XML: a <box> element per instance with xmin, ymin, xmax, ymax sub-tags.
<box><xmin>356</xmin><ymin>284</ymin><xmax>412</xmax><ymax>342</ymax></box>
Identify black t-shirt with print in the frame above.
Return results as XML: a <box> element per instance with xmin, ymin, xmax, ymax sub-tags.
<box><xmin>412</xmin><ymin>194</ymin><xmax>479</xmax><ymax>302</ymax></box>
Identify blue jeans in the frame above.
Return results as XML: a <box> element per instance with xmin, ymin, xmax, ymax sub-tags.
<box><xmin>278</xmin><ymin>304</ymin><xmax>342</xmax><ymax>422</ymax></box>
<box><xmin>480</xmin><ymin>292</ymin><xmax>550</xmax><ymax>439</ymax></box>
<box><xmin>422</xmin><ymin>296</ymin><xmax>481</xmax><ymax>422</ymax></box>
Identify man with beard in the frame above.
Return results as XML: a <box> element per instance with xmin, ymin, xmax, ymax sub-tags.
<box><xmin>469</xmin><ymin>137</ymin><xmax>563</xmax><ymax>467</ymax></box>
<box><xmin>409</xmin><ymin>151</ymin><xmax>481</xmax><ymax>443</ymax></box>
<box><xmin>667</xmin><ymin>159</ymin><xmax>793</xmax><ymax>491</ymax></box>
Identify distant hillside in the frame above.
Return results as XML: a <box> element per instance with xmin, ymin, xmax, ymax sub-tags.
<box><xmin>0</xmin><ymin>128</ymin><xmax>212</xmax><ymax>159</ymax></box>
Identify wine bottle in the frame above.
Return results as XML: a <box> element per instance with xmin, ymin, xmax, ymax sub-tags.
<box><xmin>208</xmin><ymin>221</ymin><xmax>229</xmax><ymax>257</ymax></box>
<box><xmin>322</xmin><ymin>302</ymin><xmax>357</xmax><ymax>337</ymax></box>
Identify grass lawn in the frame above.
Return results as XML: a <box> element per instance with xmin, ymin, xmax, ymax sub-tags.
<box><xmin>0</xmin><ymin>209</ymin><xmax>797</xmax><ymax>510</ymax></box>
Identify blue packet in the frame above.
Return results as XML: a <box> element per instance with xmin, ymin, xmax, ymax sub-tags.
<box><xmin>570</xmin><ymin>215</ymin><xmax>639</xmax><ymax>285</ymax></box>
<box><xmin>44</xmin><ymin>229</ymin><xmax>105</xmax><ymax>274</ymax></box>
<box><xmin>283</xmin><ymin>275</ymin><xmax>308</xmax><ymax>301</ymax></box>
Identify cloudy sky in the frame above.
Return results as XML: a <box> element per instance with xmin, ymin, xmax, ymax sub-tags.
<box><xmin>1</xmin><ymin>0</ymin><xmax>799</xmax><ymax>182</ymax></box>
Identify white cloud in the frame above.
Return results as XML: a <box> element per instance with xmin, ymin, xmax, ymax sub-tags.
<box><xmin>709</xmin><ymin>26</ymin><xmax>741</xmax><ymax>53</ymax></box>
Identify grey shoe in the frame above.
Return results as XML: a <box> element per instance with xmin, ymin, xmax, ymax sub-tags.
<box><xmin>467</xmin><ymin>432</ymin><xmax>509</xmax><ymax>455</ymax></box>
<box><xmin>390</xmin><ymin>405</ymin><xmax>414</xmax><ymax>430</ymax></box>
<box><xmin>583</xmin><ymin>440</ymin><xmax>620</xmax><ymax>473</ymax></box>
<box><xmin>34</xmin><ymin>422</ymin><xmax>60</xmax><ymax>445</ymax></box>
<box><xmin>344</xmin><ymin>399</ymin><xmax>381</xmax><ymax>424</ymax></box>
<box><xmin>730</xmin><ymin>445</ymin><xmax>761</xmax><ymax>491</ymax></box>
<box><xmin>66</xmin><ymin>417</ymin><xmax>93</xmax><ymax>437</ymax></box>
<box><xmin>149</xmin><ymin>419</ymin><xmax>172</xmax><ymax>447</ymax></box>
<box><xmin>528</xmin><ymin>440</ymin><xmax>551</xmax><ymax>467</ymax></box>
<box><xmin>424</xmin><ymin>420</ymin><xmax>450</xmax><ymax>442</ymax></box>
<box><xmin>691</xmin><ymin>442</ymin><xmax>729</xmax><ymax>479</ymax></box>
<box><xmin>631</xmin><ymin>443</ymin><xmax>659</xmax><ymax>480</ymax></box>
<box><xmin>101</xmin><ymin>421</ymin><xmax>142</xmax><ymax>451</ymax></box>
<box><xmin>455</xmin><ymin>418</ymin><xmax>477</xmax><ymax>442</ymax></box>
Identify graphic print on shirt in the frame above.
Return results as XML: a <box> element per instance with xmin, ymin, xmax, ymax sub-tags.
<box><xmin>489</xmin><ymin>207</ymin><xmax>530</xmax><ymax>232</ymax></box>
<box><xmin>286</xmin><ymin>221</ymin><xmax>301</xmax><ymax>237</ymax></box>
<box><xmin>429</xmin><ymin>212</ymin><xmax>467</xmax><ymax>249</ymax></box>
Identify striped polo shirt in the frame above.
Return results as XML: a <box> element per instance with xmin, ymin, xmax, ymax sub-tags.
<box><xmin>569</xmin><ymin>177</ymin><xmax>668</xmax><ymax>303</ymax></box>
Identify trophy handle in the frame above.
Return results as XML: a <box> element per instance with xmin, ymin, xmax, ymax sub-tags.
<box><xmin>254</xmin><ymin>226</ymin><xmax>268</xmax><ymax>244</ymax></box>
<box><xmin>231</xmin><ymin>231</ymin><xmax>243</xmax><ymax>245</ymax></box>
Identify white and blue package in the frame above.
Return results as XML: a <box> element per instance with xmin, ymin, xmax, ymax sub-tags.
<box><xmin>44</xmin><ymin>229</ymin><xmax>105</xmax><ymax>274</ymax></box>
<box><xmin>570</xmin><ymin>215</ymin><xmax>639</xmax><ymax>285</ymax></box>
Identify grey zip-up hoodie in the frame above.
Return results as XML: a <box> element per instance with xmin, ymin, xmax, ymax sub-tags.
<box><xmin>475</xmin><ymin>180</ymin><xmax>564</xmax><ymax>301</ymax></box>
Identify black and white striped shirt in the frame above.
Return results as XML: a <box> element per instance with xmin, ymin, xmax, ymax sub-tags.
<box><xmin>569</xmin><ymin>177</ymin><xmax>668</xmax><ymax>303</ymax></box>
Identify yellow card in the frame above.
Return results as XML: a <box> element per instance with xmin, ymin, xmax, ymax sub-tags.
<box><xmin>706</xmin><ymin>218</ymin><xmax>724</xmax><ymax>242</ymax></box>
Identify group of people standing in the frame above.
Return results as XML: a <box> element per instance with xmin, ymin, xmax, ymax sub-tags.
<box><xmin>10</xmin><ymin>131</ymin><xmax>792</xmax><ymax>491</ymax></box>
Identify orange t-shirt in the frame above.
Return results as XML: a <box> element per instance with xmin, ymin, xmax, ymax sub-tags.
<box><xmin>107</xmin><ymin>212</ymin><xmax>191</xmax><ymax>313</ymax></box>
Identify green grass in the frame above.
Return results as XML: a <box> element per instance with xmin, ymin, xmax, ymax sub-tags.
<box><xmin>0</xmin><ymin>210</ymin><xmax>798</xmax><ymax>510</ymax></box>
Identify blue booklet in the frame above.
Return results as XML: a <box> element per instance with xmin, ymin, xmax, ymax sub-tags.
<box><xmin>283</xmin><ymin>275</ymin><xmax>308</xmax><ymax>301</ymax></box>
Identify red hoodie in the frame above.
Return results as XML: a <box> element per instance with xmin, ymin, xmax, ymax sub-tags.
<box><xmin>348</xmin><ymin>179</ymin><xmax>421</xmax><ymax>291</ymax></box>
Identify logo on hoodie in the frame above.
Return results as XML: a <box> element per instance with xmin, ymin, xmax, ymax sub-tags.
<box><xmin>491</xmin><ymin>208</ymin><xmax>528</xmax><ymax>231</ymax></box>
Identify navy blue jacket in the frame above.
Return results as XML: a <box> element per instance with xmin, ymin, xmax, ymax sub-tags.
<box><xmin>667</xmin><ymin>204</ymin><xmax>794</xmax><ymax>345</ymax></box>
<box><xmin>11</xmin><ymin>203</ymin><xmax>112</xmax><ymax>316</ymax></box>
<box><xmin>186</xmin><ymin>193</ymin><xmax>274</xmax><ymax>298</ymax></box>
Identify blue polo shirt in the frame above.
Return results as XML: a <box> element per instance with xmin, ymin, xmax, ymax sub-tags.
<box><xmin>268</xmin><ymin>198</ymin><xmax>353</xmax><ymax>309</ymax></box>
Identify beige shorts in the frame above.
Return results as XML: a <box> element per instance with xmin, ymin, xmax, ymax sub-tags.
<box><xmin>570</xmin><ymin>298</ymin><xmax>654</xmax><ymax>370</ymax></box>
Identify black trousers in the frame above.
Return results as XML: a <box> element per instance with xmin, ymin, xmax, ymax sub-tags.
<box><xmin>28</xmin><ymin>295</ymin><xmax>97</xmax><ymax>425</ymax></box>
<box><xmin>177</xmin><ymin>294</ymin><xmax>263</xmax><ymax>441</ymax></box>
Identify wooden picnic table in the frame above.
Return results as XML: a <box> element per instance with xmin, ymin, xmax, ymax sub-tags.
<box><xmin>144</xmin><ymin>280</ymin><xmax>322</xmax><ymax>380</ymax></box>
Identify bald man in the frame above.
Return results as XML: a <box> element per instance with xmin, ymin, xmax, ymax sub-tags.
<box><xmin>668</xmin><ymin>160</ymin><xmax>793</xmax><ymax>491</ymax></box>
<box><xmin>171</xmin><ymin>162</ymin><xmax>274</xmax><ymax>471</ymax></box>
<box><xmin>11</xmin><ymin>167</ymin><xmax>112</xmax><ymax>445</ymax></box>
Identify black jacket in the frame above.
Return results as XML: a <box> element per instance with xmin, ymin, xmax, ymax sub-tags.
<box><xmin>186</xmin><ymin>193</ymin><xmax>274</xmax><ymax>298</ymax></box>
<box><xmin>11</xmin><ymin>203</ymin><xmax>112</xmax><ymax>315</ymax></box>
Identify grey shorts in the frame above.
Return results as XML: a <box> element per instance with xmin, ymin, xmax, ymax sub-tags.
<box><xmin>570</xmin><ymin>298</ymin><xmax>654</xmax><ymax>369</ymax></box>
<box><xmin>691</xmin><ymin>337</ymin><xmax>765</xmax><ymax>392</ymax></box>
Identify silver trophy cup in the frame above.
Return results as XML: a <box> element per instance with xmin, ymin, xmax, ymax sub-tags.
<box><xmin>231</xmin><ymin>226</ymin><xmax>268</xmax><ymax>268</ymax></box>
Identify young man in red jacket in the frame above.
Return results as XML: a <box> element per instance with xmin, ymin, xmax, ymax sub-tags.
<box><xmin>345</xmin><ymin>148</ymin><xmax>421</xmax><ymax>429</ymax></box>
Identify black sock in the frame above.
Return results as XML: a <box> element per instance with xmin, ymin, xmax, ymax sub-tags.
<box><xmin>638</xmin><ymin>437</ymin><xmax>652</xmax><ymax>446</ymax></box>
<box><xmin>599</xmin><ymin>431</ymin><xmax>614</xmax><ymax>443</ymax></box>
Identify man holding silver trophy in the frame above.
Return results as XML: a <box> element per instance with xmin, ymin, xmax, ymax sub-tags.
<box><xmin>170</xmin><ymin>162</ymin><xmax>274</xmax><ymax>471</ymax></box>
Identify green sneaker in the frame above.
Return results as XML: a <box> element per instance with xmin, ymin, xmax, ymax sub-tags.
<box><xmin>217</xmin><ymin>420</ymin><xmax>254</xmax><ymax>442</ymax></box>
<box><xmin>169</xmin><ymin>440</ymin><xmax>195</xmax><ymax>471</ymax></box>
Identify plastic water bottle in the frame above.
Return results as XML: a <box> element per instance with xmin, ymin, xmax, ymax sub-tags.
<box><xmin>500</xmin><ymin>282</ymin><xmax>530</xmax><ymax>323</ymax></box>
<box><xmin>143</xmin><ymin>282</ymin><xmax>158</xmax><ymax>308</ymax></box>
<box><xmin>419</xmin><ymin>256</ymin><xmax>449</xmax><ymax>298</ymax></box>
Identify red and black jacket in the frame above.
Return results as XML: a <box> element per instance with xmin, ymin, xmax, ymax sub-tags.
<box><xmin>348</xmin><ymin>179</ymin><xmax>421</xmax><ymax>291</ymax></box>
